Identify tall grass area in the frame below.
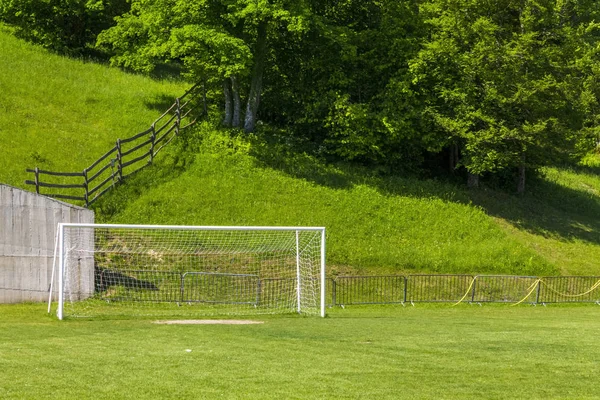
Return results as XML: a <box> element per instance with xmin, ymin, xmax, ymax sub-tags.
<box><xmin>95</xmin><ymin>124</ymin><xmax>555</xmax><ymax>276</ymax></box>
<box><xmin>0</xmin><ymin>26</ymin><xmax>189</xmax><ymax>188</ymax></box>
<box><xmin>2</xmin><ymin>303</ymin><xmax>600</xmax><ymax>399</ymax></box>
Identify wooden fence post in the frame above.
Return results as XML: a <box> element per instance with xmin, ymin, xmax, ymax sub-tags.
<box><xmin>34</xmin><ymin>167</ymin><xmax>40</xmax><ymax>194</ymax></box>
<box><xmin>116</xmin><ymin>138</ymin><xmax>123</xmax><ymax>182</ymax></box>
<box><xmin>83</xmin><ymin>168</ymin><xmax>89</xmax><ymax>207</ymax></box>
<box><xmin>175</xmin><ymin>98</ymin><xmax>181</xmax><ymax>136</ymax></box>
<box><xmin>149</xmin><ymin>123</ymin><xmax>156</xmax><ymax>164</ymax></box>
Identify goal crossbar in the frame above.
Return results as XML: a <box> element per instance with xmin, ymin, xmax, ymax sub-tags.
<box><xmin>57</xmin><ymin>223</ymin><xmax>326</xmax><ymax>231</ymax></box>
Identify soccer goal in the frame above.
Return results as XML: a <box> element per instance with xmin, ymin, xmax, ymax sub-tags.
<box><xmin>53</xmin><ymin>223</ymin><xmax>326</xmax><ymax>319</ymax></box>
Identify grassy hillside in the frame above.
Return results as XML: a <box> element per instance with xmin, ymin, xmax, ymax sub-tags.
<box><xmin>2</xmin><ymin>26</ymin><xmax>600</xmax><ymax>277</ymax></box>
<box><xmin>0</xmin><ymin>26</ymin><xmax>189</xmax><ymax>188</ymax></box>
<box><xmin>472</xmin><ymin>159</ymin><xmax>600</xmax><ymax>276</ymax></box>
<box><xmin>95</xmin><ymin>124</ymin><xmax>600</xmax><ymax>277</ymax></box>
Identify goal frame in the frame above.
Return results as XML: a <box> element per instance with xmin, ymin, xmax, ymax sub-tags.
<box><xmin>55</xmin><ymin>223</ymin><xmax>326</xmax><ymax>319</ymax></box>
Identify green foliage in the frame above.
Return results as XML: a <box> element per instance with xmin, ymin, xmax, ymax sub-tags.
<box><xmin>259</xmin><ymin>0</ymin><xmax>600</xmax><ymax>186</ymax></box>
<box><xmin>324</xmin><ymin>94</ymin><xmax>382</xmax><ymax>162</ymax></box>
<box><xmin>262</xmin><ymin>0</ymin><xmax>425</xmax><ymax>168</ymax></box>
<box><xmin>96</xmin><ymin>0</ymin><xmax>315</xmax><ymax>80</ymax></box>
<box><xmin>97</xmin><ymin>0</ymin><xmax>315</xmax><ymax>131</ymax></box>
<box><xmin>408</xmin><ymin>0</ymin><xmax>600</xmax><ymax>179</ymax></box>
<box><xmin>0</xmin><ymin>0</ymin><xmax>129</xmax><ymax>54</ymax></box>
<box><xmin>97</xmin><ymin>0</ymin><xmax>249</xmax><ymax>76</ymax></box>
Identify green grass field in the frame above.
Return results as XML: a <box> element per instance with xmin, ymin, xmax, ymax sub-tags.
<box><xmin>94</xmin><ymin>124</ymin><xmax>600</xmax><ymax>277</ymax></box>
<box><xmin>2</xmin><ymin>303</ymin><xmax>599</xmax><ymax>399</ymax></box>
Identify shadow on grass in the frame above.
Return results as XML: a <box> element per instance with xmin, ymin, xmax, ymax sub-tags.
<box><xmin>248</xmin><ymin>132</ymin><xmax>457</xmax><ymax>198</ymax></box>
<box><xmin>149</xmin><ymin>62</ymin><xmax>184</xmax><ymax>81</ymax></box>
<box><xmin>92</xmin><ymin>149</ymin><xmax>193</xmax><ymax>221</ymax></box>
<box><xmin>250</xmin><ymin>131</ymin><xmax>600</xmax><ymax>245</ymax></box>
<box><xmin>144</xmin><ymin>94</ymin><xmax>178</xmax><ymax>113</ymax></box>
<box><xmin>468</xmin><ymin>175</ymin><xmax>600</xmax><ymax>245</ymax></box>
<box><xmin>568</xmin><ymin>163</ymin><xmax>600</xmax><ymax>177</ymax></box>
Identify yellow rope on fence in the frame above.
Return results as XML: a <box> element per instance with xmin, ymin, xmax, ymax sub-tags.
<box><xmin>452</xmin><ymin>277</ymin><xmax>477</xmax><ymax>306</ymax></box>
<box><xmin>540</xmin><ymin>279</ymin><xmax>600</xmax><ymax>298</ymax></box>
<box><xmin>511</xmin><ymin>279</ymin><xmax>542</xmax><ymax>306</ymax></box>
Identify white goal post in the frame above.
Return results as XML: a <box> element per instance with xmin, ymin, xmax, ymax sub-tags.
<box><xmin>53</xmin><ymin>223</ymin><xmax>326</xmax><ymax>319</ymax></box>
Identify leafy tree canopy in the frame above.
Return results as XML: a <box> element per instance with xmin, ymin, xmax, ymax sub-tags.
<box><xmin>3</xmin><ymin>0</ymin><xmax>600</xmax><ymax>192</ymax></box>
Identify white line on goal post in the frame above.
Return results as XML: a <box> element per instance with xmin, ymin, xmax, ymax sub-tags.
<box><xmin>296</xmin><ymin>230</ymin><xmax>301</xmax><ymax>314</ymax></box>
<box><xmin>321</xmin><ymin>228</ymin><xmax>326</xmax><ymax>318</ymax></box>
<box><xmin>57</xmin><ymin>223</ymin><xmax>65</xmax><ymax>320</ymax></box>
<box><xmin>56</xmin><ymin>223</ymin><xmax>326</xmax><ymax>232</ymax></box>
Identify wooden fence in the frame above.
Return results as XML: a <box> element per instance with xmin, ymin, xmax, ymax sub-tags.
<box><xmin>25</xmin><ymin>83</ymin><xmax>206</xmax><ymax>207</ymax></box>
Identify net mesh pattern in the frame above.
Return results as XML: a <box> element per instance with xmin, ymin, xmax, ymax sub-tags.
<box><xmin>60</xmin><ymin>226</ymin><xmax>323</xmax><ymax>318</ymax></box>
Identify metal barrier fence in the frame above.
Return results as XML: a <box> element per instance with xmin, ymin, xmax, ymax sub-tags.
<box><xmin>3</xmin><ymin>274</ymin><xmax>600</xmax><ymax>306</ymax></box>
<box><xmin>331</xmin><ymin>275</ymin><xmax>600</xmax><ymax>306</ymax></box>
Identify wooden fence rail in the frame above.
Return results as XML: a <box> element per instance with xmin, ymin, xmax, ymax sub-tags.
<box><xmin>25</xmin><ymin>83</ymin><xmax>206</xmax><ymax>207</ymax></box>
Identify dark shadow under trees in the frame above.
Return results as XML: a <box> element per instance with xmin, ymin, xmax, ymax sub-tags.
<box><xmin>248</xmin><ymin>129</ymin><xmax>600</xmax><ymax>246</ymax></box>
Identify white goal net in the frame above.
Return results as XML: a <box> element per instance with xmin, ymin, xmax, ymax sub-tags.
<box><xmin>54</xmin><ymin>224</ymin><xmax>326</xmax><ymax>319</ymax></box>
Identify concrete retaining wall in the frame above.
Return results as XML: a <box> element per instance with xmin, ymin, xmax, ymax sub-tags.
<box><xmin>0</xmin><ymin>184</ymin><xmax>94</xmax><ymax>303</ymax></box>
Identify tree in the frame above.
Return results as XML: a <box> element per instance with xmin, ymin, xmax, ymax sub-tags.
<box><xmin>259</xmin><ymin>0</ymin><xmax>425</xmax><ymax>168</ymax></box>
<box><xmin>97</xmin><ymin>0</ymin><xmax>313</xmax><ymax>133</ymax></box>
<box><xmin>321</xmin><ymin>0</ymin><xmax>425</xmax><ymax>167</ymax></box>
<box><xmin>408</xmin><ymin>0</ymin><xmax>599</xmax><ymax>192</ymax></box>
<box><xmin>0</xmin><ymin>0</ymin><xmax>130</xmax><ymax>55</ymax></box>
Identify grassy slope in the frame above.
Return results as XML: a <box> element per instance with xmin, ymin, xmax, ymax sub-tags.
<box><xmin>94</xmin><ymin>126</ymin><xmax>570</xmax><ymax>276</ymax></box>
<box><xmin>467</xmin><ymin>159</ymin><xmax>600</xmax><ymax>276</ymax></box>
<box><xmin>2</xmin><ymin>28</ymin><xmax>600</xmax><ymax>276</ymax></box>
<box><xmin>0</xmin><ymin>26</ymin><xmax>189</xmax><ymax>187</ymax></box>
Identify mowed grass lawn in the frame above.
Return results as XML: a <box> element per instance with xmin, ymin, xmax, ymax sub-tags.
<box><xmin>1</xmin><ymin>304</ymin><xmax>599</xmax><ymax>399</ymax></box>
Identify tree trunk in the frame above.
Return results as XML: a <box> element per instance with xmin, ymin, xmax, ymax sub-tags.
<box><xmin>467</xmin><ymin>172</ymin><xmax>479</xmax><ymax>188</ymax></box>
<box><xmin>202</xmin><ymin>79</ymin><xmax>208</xmax><ymax>115</ymax></box>
<box><xmin>232</xmin><ymin>75</ymin><xmax>241</xmax><ymax>128</ymax></box>
<box><xmin>449</xmin><ymin>143</ymin><xmax>459</xmax><ymax>173</ymax></box>
<box><xmin>517</xmin><ymin>163</ymin><xmax>526</xmax><ymax>194</ymax></box>
<box><xmin>222</xmin><ymin>78</ymin><xmax>232</xmax><ymax>127</ymax></box>
<box><xmin>244</xmin><ymin>20</ymin><xmax>268</xmax><ymax>133</ymax></box>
